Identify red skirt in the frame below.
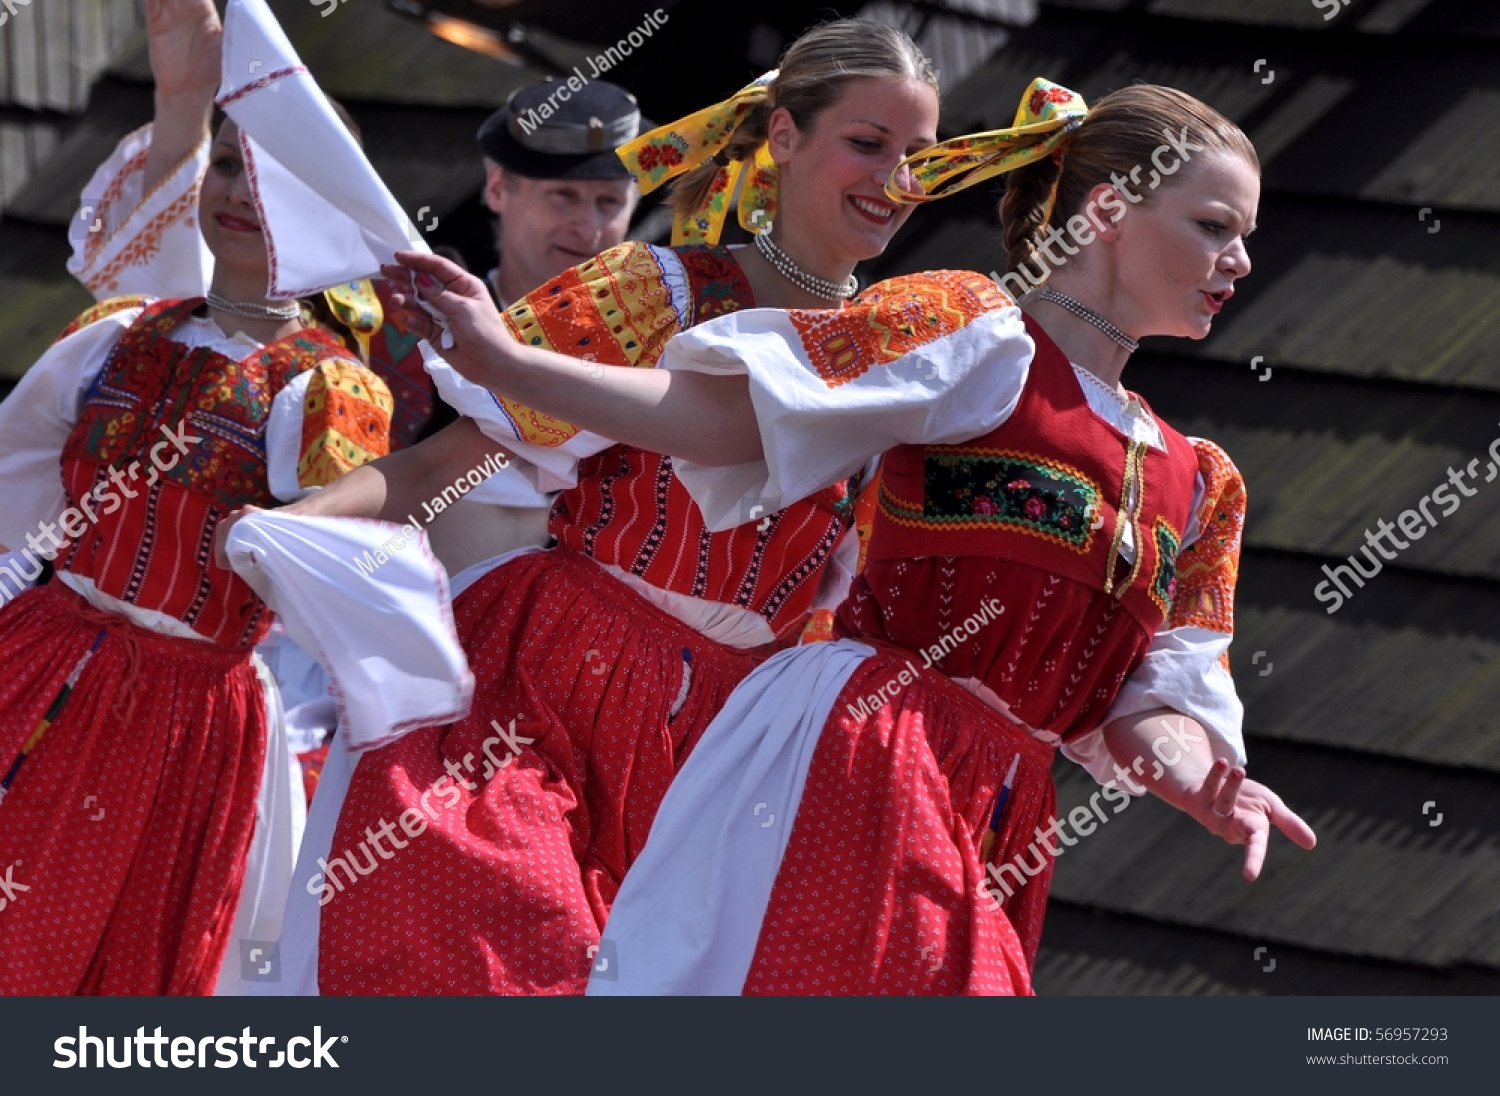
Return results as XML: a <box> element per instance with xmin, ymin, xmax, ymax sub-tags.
<box><xmin>0</xmin><ymin>582</ymin><xmax>266</xmax><ymax>995</ymax></box>
<box><xmin>742</xmin><ymin>649</ymin><xmax>1056</xmax><ymax>995</ymax></box>
<box><xmin>320</xmin><ymin>548</ymin><xmax>766</xmax><ymax>995</ymax></box>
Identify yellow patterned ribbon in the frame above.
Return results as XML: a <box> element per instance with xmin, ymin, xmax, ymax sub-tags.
<box><xmin>322</xmin><ymin>279</ymin><xmax>384</xmax><ymax>364</ymax></box>
<box><xmin>616</xmin><ymin>71</ymin><xmax>779</xmax><ymax>245</ymax></box>
<box><xmin>885</xmin><ymin>77</ymin><xmax>1088</xmax><ymax>224</ymax></box>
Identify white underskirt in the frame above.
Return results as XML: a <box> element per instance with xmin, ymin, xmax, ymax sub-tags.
<box><xmin>213</xmin><ymin>654</ymin><xmax>307</xmax><ymax>995</ymax></box>
<box><xmin>589</xmin><ymin>638</ymin><xmax>874</xmax><ymax>996</ymax></box>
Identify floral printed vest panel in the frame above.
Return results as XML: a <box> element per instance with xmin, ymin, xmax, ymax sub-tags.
<box><xmin>57</xmin><ymin>299</ymin><xmax>360</xmax><ymax>649</ymax></box>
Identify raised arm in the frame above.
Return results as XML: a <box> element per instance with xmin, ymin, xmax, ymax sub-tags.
<box><xmin>71</xmin><ymin>0</ymin><xmax>218</xmax><ymax>298</ymax></box>
<box><xmin>141</xmin><ymin>0</ymin><xmax>222</xmax><ymax>194</ymax></box>
<box><xmin>382</xmin><ymin>252</ymin><xmax>764</xmax><ymax>468</ymax></box>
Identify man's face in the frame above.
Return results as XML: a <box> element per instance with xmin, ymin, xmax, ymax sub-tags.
<box><xmin>484</xmin><ymin>162</ymin><xmax>638</xmax><ymax>290</ymax></box>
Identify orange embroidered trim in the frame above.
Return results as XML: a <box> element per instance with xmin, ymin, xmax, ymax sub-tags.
<box><xmin>55</xmin><ymin>295</ymin><xmax>151</xmax><ymax>342</ymax></box>
<box><xmin>84</xmin><ymin>135</ymin><xmax>208</xmax><ymax>271</ymax></box>
<box><xmin>83</xmin><ymin>184</ymin><xmax>202</xmax><ymax>298</ymax></box>
<box><xmin>790</xmin><ymin>270</ymin><xmax>1012</xmax><ymax>388</ymax></box>
<box><xmin>1168</xmin><ymin>438</ymin><xmax>1244</xmax><ymax>639</ymax></box>
<box><xmin>852</xmin><ymin>466</ymin><xmax>881</xmax><ymax>575</ymax></box>
<box><xmin>496</xmin><ymin>242</ymin><xmax>679</xmax><ymax>448</ymax></box>
<box><xmin>297</xmin><ymin>358</ymin><xmax>393</xmax><ymax>488</ymax></box>
<box><xmin>81</xmin><ymin>146</ymin><xmax>148</xmax><ymax>267</ymax></box>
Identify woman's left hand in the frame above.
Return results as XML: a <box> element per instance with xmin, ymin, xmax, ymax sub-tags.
<box><xmin>1188</xmin><ymin>758</ymin><xmax>1318</xmax><ymax>882</ymax></box>
<box><xmin>213</xmin><ymin>504</ymin><xmax>262</xmax><ymax>570</ymax></box>
<box><xmin>380</xmin><ymin>251</ymin><xmax>521</xmax><ymax>390</ymax></box>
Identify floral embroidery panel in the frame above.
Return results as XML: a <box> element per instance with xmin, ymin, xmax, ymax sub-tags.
<box><xmin>884</xmin><ymin>447</ymin><xmax>1103</xmax><ymax>553</ymax></box>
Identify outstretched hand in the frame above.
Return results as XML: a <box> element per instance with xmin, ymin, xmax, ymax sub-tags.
<box><xmin>1186</xmin><ymin>758</ymin><xmax>1317</xmax><ymax>882</ymax></box>
<box><xmin>381</xmin><ymin>251</ymin><xmax>522</xmax><ymax>391</ymax></box>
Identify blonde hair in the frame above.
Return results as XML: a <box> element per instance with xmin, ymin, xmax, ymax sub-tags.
<box><xmin>668</xmin><ymin>19</ymin><xmax>938</xmax><ymax>224</ymax></box>
<box><xmin>1000</xmin><ymin>84</ymin><xmax>1258</xmax><ymax>279</ymax></box>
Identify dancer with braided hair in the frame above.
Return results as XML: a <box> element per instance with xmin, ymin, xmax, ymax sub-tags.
<box><xmin>387</xmin><ymin>79</ymin><xmax>1316</xmax><ymax>995</ymax></box>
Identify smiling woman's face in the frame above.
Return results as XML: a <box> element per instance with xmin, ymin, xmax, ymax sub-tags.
<box><xmin>197</xmin><ymin>121</ymin><xmax>272</xmax><ymax>282</ymax></box>
<box><xmin>768</xmin><ymin>75</ymin><xmax>940</xmax><ymax>265</ymax></box>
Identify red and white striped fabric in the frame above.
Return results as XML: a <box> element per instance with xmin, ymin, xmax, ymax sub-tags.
<box><xmin>318</xmin><ymin>548</ymin><xmax>765</xmax><ymax>994</ymax></box>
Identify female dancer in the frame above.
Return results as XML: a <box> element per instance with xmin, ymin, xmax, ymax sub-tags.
<box><xmin>0</xmin><ymin>114</ymin><xmax>393</xmax><ymax>994</ymax></box>
<box><xmin>237</xmin><ymin>20</ymin><xmax>943</xmax><ymax>994</ymax></box>
<box><xmin>382</xmin><ymin>80</ymin><xmax>1317</xmax><ymax>995</ymax></box>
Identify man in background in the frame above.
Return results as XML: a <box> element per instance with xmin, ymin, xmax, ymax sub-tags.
<box><xmin>418</xmin><ymin>77</ymin><xmax>645</xmax><ymax>572</ymax></box>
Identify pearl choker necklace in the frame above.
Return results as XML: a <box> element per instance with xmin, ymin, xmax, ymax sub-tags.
<box><xmin>1032</xmin><ymin>288</ymin><xmax>1138</xmax><ymax>354</ymax></box>
<box><xmin>206</xmin><ymin>292</ymin><xmax>301</xmax><ymax>322</ymax></box>
<box><xmin>754</xmin><ymin>229</ymin><xmax>858</xmax><ymax>302</ymax></box>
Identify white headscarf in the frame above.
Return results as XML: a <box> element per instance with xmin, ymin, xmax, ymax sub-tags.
<box><xmin>218</xmin><ymin>0</ymin><xmax>428</xmax><ymax>298</ymax></box>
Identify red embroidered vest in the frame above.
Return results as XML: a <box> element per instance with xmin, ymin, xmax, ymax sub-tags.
<box><xmin>551</xmin><ymin>246</ymin><xmax>853</xmax><ymax>643</ymax></box>
<box><xmin>867</xmin><ymin>312</ymin><xmax>1200</xmax><ymax>633</ymax></box>
<box><xmin>57</xmin><ymin>299</ymin><xmax>356</xmax><ymax>649</ymax></box>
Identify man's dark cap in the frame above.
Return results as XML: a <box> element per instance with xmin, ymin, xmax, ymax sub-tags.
<box><xmin>478</xmin><ymin>77</ymin><xmax>643</xmax><ymax>180</ymax></box>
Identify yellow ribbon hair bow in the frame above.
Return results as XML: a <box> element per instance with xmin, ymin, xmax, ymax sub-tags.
<box><xmin>885</xmin><ymin>77</ymin><xmax>1088</xmax><ymax>223</ymax></box>
<box><xmin>322</xmin><ymin>280</ymin><xmax>383</xmax><ymax>364</ymax></box>
<box><xmin>616</xmin><ymin>71</ymin><xmax>780</xmax><ymax>246</ymax></box>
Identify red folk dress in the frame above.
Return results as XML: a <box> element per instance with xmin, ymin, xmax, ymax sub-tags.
<box><xmin>315</xmin><ymin>242</ymin><xmax>859</xmax><ymax>995</ymax></box>
<box><xmin>0</xmin><ymin>298</ymin><xmax>391</xmax><ymax>994</ymax></box>
<box><xmin>592</xmin><ymin>278</ymin><xmax>1248</xmax><ymax>995</ymax></box>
